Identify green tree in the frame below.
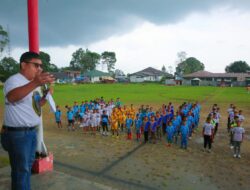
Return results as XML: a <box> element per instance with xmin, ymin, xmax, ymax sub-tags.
<box><xmin>0</xmin><ymin>57</ymin><xmax>19</xmax><ymax>81</ymax></box>
<box><xmin>70</xmin><ymin>48</ymin><xmax>101</xmax><ymax>72</ymax></box>
<box><xmin>101</xmin><ymin>51</ymin><xmax>116</xmax><ymax>73</ymax></box>
<box><xmin>0</xmin><ymin>25</ymin><xmax>9</xmax><ymax>56</ymax></box>
<box><xmin>39</xmin><ymin>51</ymin><xmax>58</xmax><ymax>72</ymax></box>
<box><xmin>176</xmin><ymin>57</ymin><xmax>205</xmax><ymax>75</ymax></box>
<box><xmin>225</xmin><ymin>61</ymin><xmax>250</xmax><ymax>73</ymax></box>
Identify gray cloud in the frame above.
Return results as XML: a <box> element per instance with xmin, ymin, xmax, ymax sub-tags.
<box><xmin>1</xmin><ymin>0</ymin><xmax>250</xmax><ymax>48</ymax></box>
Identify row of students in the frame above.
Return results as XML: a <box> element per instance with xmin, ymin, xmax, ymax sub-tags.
<box><xmin>226</xmin><ymin>104</ymin><xmax>245</xmax><ymax>158</ymax></box>
<box><xmin>55</xmin><ymin>99</ymin><xmax>203</xmax><ymax>148</ymax></box>
<box><xmin>202</xmin><ymin>104</ymin><xmax>246</xmax><ymax>158</ymax></box>
<box><xmin>55</xmin><ymin>100</ymin><xmax>247</xmax><ymax>158</ymax></box>
<box><xmin>121</xmin><ymin>102</ymin><xmax>201</xmax><ymax>149</ymax></box>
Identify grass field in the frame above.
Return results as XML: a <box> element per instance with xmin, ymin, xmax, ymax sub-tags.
<box><xmin>0</xmin><ymin>84</ymin><xmax>250</xmax><ymax>190</ymax></box>
<box><xmin>50</xmin><ymin>83</ymin><xmax>250</xmax><ymax>107</ymax></box>
<box><xmin>0</xmin><ymin>83</ymin><xmax>249</xmax><ymax>107</ymax></box>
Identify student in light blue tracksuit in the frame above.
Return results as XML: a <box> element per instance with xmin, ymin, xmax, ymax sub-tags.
<box><xmin>180</xmin><ymin>120</ymin><xmax>189</xmax><ymax>149</ymax></box>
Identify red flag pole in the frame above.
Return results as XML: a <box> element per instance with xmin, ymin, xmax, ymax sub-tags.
<box><xmin>27</xmin><ymin>0</ymin><xmax>54</xmax><ymax>174</ymax></box>
<box><xmin>27</xmin><ymin>0</ymin><xmax>39</xmax><ymax>53</ymax></box>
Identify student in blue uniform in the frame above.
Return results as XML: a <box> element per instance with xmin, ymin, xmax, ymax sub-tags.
<box><xmin>143</xmin><ymin>117</ymin><xmax>151</xmax><ymax>143</ymax></box>
<box><xmin>150</xmin><ymin>116</ymin><xmax>157</xmax><ymax>144</ymax></box>
<box><xmin>187</xmin><ymin>111</ymin><xmax>194</xmax><ymax>139</ymax></box>
<box><xmin>180</xmin><ymin>120</ymin><xmax>189</xmax><ymax>149</ymax></box>
<box><xmin>80</xmin><ymin>101</ymin><xmax>86</xmax><ymax>114</ymax></box>
<box><xmin>101</xmin><ymin>110</ymin><xmax>109</xmax><ymax>136</ymax></box>
<box><xmin>161</xmin><ymin>110</ymin><xmax>168</xmax><ymax>135</ymax></box>
<box><xmin>125</xmin><ymin>114</ymin><xmax>133</xmax><ymax>140</ymax></box>
<box><xmin>155</xmin><ymin>112</ymin><xmax>163</xmax><ymax>141</ymax></box>
<box><xmin>134</xmin><ymin>114</ymin><xmax>142</xmax><ymax>142</ymax></box>
<box><xmin>67</xmin><ymin>107</ymin><xmax>75</xmax><ymax>131</ymax></box>
<box><xmin>73</xmin><ymin>101</ymin><xmax>79</xmax><ymax>123</ymax></box>
<box><xmin>55</xmin><ymin>105</ymin><xmax>62</xmax><ymax>128</ymax></box>
<box><xmin>166</xmin><ymin>121</ymin><xmax>174</xmax><ymax>147</ymax></box>
<box><xmin>172</xmin><ymin>115</ymin><xmax>180</xmax><ymax>144</ymax></box>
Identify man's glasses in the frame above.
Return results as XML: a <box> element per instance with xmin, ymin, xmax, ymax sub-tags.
<box><xmin>26</xmin><ymin>61</ymin><xmax>43</xmax><ymax>69</ymax></box>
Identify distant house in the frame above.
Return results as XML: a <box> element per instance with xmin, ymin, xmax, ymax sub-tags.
<box><xmin>64</xmin><ymin>70</ymin><xmax>81</xmax><ymax>78</ymax></box>
<box><xmin>129</xmin><ymin>67</ymin><xmax>173</xmax><ymax>83</ymax></box>
<box><xmin>115</xmin><ymin>75</ymin><xmax>129</xmax><ymax>83</ymax></box>
<box><xmin>83</xmin><ymin>70</ymin><xmax>114</xmax><ymax>83</ymax></box>
<box><xmin>52</xmin><ymin>72</ymin><xmax>73</xmax><ymax>83</ymax></box>
<box><xmin>183</xmin><ymin>70</ymin><xmax>250</xmax><ymax>86</ymax></box>
<box><xmin>54</xmin><ymin>70</ymin><xmax>92</xmax><ymax>83</ymax></box>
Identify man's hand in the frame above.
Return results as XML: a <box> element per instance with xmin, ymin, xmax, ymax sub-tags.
<box><xmin>33</xmin><ymin>71</ymin><xmax>55</xmax><ymax>86</ymax></box>
<box><xmin>7</xmin><ymin>72</ymin><xmax>55</xmax><ymax>103</ymax></box>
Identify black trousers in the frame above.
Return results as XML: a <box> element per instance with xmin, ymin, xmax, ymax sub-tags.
<box><xmin>162</xmin><ymin>123</ymin><xmax>166</xmax><ymax>135</ymax></box>
<box><xmin>227</xmin><ymin>117</ymin><xmax>230</xmax><ymax>132</ymax></box>
<box><xmin>204</xmin><ymin>135</ymin><xmax>212</xmax><ymax>149</ymax></box>
<box><xmin>214</xmin><ymin>123</ymin><xmax>218</xmax><ymax>136</ymax></box>
<box><xmin>102</xmin><ymin>122</ymin><xmax>108</xmax><ymax>132</ymax></box>
<box><xmin>144</xmin><ymin>131</ymin><xmax>149</xmax><ymax>143</ymax></box>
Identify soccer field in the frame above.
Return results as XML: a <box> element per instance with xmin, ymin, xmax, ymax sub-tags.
<box><xmin>0</xmin><ymin>84</ymin><xmax>250</xmax><ymax>190</ymax></box>
<box><xmin>1</xmin><ymin>83</ymin><xmax>250</xmax><ymax>128</ymax></box>
<box><xmin>1</xmin><ymin>83</ymin><xmax>249</xmax><ymax>107</ymax></box>
<box><xmin>51</xmin><ymin>83</ymin><xmax>250</xmax><ymax>108</ymax></box>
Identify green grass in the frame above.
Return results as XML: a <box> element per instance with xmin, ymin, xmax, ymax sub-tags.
<box><xmin>51</xmin><ymin>84</ymin><xmax>250</xmax><ymax>107</ymax></box>
<box><xmin>0</xmin><ymin>83</ymin><xmax>250</xmax><ymax>108</ymax></box>
<box><xmin>53</xmin><ymin>83</ymin><xmax>215</xmax><ymax>105</ymax></box>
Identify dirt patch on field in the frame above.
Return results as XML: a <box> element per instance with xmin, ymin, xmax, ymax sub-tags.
<box><xmin>40</xmin><ymin>108</ymin><xmax>250</xmax><ymax>190</ymax></box>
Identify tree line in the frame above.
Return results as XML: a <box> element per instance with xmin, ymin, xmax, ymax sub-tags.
<box><xmin>1</xmin><ymin>25</ymin><xmax>250</xmax><ymax>82</ymax></box>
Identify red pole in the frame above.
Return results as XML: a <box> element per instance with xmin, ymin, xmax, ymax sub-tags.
<box><xmin>27</xmin><ymin>0</ymin><xmax>39</xmax><ymax>53</ymax></box>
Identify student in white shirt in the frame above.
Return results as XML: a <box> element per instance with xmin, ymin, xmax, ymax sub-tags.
<box><xmin>202</xmin><ymin>117</ymin><xmax>214</xmax><ymax>153</ymax></box>
<box><xmin>1</xmin><ymin>52</ymin><xmax>54</xmax><ymax>189</ymax></box>
<box><xmin>232</xmin><ymin>121</ymin><xmax>245</xmax><ymax>158</ymax></box>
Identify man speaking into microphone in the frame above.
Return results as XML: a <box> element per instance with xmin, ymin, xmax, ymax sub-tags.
<box><xmin>1</xmin><ymin>51</ymin><xmax>54</xmax><ymax>190</ymax></box>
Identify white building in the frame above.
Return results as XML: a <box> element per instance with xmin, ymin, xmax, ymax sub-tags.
<box><xmin>129</xmin><ymin>67</ymin><xmax>172</xmax><ymax>83</ymax></box>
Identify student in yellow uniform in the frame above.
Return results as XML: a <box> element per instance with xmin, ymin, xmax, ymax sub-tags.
<box><xmin>110</xmin><ymin>112</ymin><xmax>119</xmax><ymax>137</ymax></box>
<box><xmin>129</xmin><ymin>104</ymin><xmax>136</xmax><ymax>121</ymax></box>
<box><xmin>117</xmin><ymin>108</ymin><xmax>124</xmax><ymax>132</ymax></box>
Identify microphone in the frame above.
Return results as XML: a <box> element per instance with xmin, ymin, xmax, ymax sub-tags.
<box><xmin>42</xmin><ymin>84</ymin><xmax>49</xmax><ymax>97</ymax></box>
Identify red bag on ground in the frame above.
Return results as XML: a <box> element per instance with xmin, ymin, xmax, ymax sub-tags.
<box><xmin>32</xmin><ymin>153</ymin><xmax>53</xmax><ymax>174</ymax></box>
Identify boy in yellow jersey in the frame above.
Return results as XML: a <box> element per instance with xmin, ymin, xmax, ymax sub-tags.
<box><xmin>122</xmin><ymin>113</ymin><xmax>127</xmax><ymax>132</ymax></box>
<box><xmin>117</xmin><ymin>108</ymin><xmax>123</xmax><ymax>132</ymax></box>
<box><xmin>110</xmin><ymin>112</ymin><xmax>119</xmax><ymax>137</ymax></box>
<box><xmin>129</xmin><ymin>104</ymin><xmax>136</xmax><ymax>121</ymax></box>
<box><xmin>118</xmin><ymin>108</ymin><xmax>125</xmax><ymax>132</ymax></box>
<box><xmin>122</xmin><ymin>105</ymin><xmax>128</xmax><ymax>115</ymax></box>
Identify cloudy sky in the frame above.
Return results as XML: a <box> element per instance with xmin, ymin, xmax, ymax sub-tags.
<box><xmin>1</xmin><ymin>0</ymin><xmax>250</xmax><ymax>74</ymax></box>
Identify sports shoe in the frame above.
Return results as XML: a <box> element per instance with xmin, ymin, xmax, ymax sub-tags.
<box><xmin>230</xmin><ymin>146</ymin><xmax>234</xmax><ymax>149</ymax></box>
<box><xmin>233</xmin><ymin>154</ymin><xmax>237</xmax><ymax>158</ymax></box>
<box><xmin>238</xmin><ymin>155</ymin><xmax>241</xmax><ymax>158</ymax></box>
<box><xmin>207</xmin><ymin>149</ymin><xmax>211</xmax><ymax>153</ymax></box>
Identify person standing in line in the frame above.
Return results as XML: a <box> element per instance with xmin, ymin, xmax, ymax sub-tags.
<box><xmin>232</xmin><ymin>121</ymin><xmax>245</xmax><ymax>158</ymax></box>
<box><xmin>1</xmin><ymin>52</ymin><xmax>54</xmax><ymax>190</ymax></box>
<box><xmin>202</xmin><ymin>117</ymin><xmax>214</xmax><ymax>153</ymax></box>
<box><xmin>180</xmin><ymin>120</ymin><xmax>189</xmax><ymax>149</ymax></box>
<box><xmin>143</xmin><ymin>117</ymin><xmax>150</xmax><ymax>143</ymax></box>
<box><xmin>101</xmin><ymin>110</ymin><xmax>109</xmax><ymax>136</ymax></box>
<box><xmin>55</xmin><ymin>105</ymin><xmax>62</xmax><ymax>128</ymax></box>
